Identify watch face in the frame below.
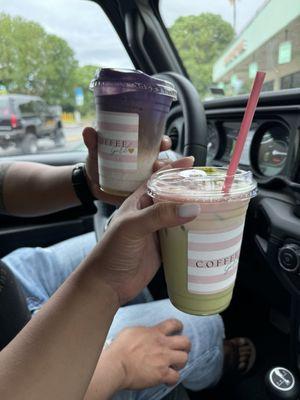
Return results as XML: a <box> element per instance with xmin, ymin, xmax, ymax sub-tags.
<box><xmin>270</xmin><ymin>367</ymin><xmax>295</xmax><ymax>391</ymax></box>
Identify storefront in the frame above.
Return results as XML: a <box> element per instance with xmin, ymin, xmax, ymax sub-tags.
<box><xmin>212</xmin><ymin>0</ymin><xmax>300</xmax><ymax>94</ymax></box>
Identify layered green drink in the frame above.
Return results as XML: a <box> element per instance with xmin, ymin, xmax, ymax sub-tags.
<box><xmin>147</xmin><ymin>167</ymin><xmax>257</xmax><ymax>315</ymax></box>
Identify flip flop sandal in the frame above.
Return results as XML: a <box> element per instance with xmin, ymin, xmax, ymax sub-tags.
<box><xmin>223</xmin><ymin>337</ymin><xmax>256</xmax><ymax>378</ymax></box>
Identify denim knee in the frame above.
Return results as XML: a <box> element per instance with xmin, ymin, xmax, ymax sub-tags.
<box><xmin>180</xmin><ymin>314</ymin><xmax>225</xmax><ymax>391</ymax></box>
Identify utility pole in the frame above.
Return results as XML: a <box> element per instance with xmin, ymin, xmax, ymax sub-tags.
<box><xmin>228</xmin><ymin>0</ymin><xmax>237</xmax><ymax>32</ymax></box>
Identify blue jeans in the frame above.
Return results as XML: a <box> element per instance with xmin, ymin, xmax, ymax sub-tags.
<box><xmin>3</xmin><ymin>232</ymin><xmax>225</xmax><ymax>399</ymax></box>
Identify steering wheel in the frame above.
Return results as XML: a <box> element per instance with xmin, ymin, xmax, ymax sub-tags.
<box><xmin>94</xmin><ymin>71</ymin><xmax>208</xmax><ymax>240</ymax></box>
<box><xmin>153</xmin><ymin>71</ymin><xmax>208</xmax><ymax>165</ymax></box>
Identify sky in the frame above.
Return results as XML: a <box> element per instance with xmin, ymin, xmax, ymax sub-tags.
<box><xmin>0</xmin><ymin>0</ymin><xmax>266</xmax><ymax>68</ymax></box>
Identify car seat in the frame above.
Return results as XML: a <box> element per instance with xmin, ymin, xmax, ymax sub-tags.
<box><xmin>0</xmin><ymin>260</ymin><xmax>31</xmax><ymax>350</ymax></box>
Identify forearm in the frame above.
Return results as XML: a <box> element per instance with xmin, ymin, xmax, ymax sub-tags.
<box><xmin>84</xmin><ymin>350</ymin><xmax>125</xmax><ymax>400</ymax></box>
<box><xmin>0</xmin><ymin>253</ymin><xmax>119</xmax><ymax>400</ymax></box>
<box><xmin>0</xmin><ymin>162</ymin><xmax>80</xmax><ymax>216</ymax></box>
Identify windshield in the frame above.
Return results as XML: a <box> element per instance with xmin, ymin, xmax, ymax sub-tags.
<box><xmin>160</xmin><ymin>0</ymin><xmax>300</xmax><ymax>99</ymax></box>
<box><xmin>0</xmin><ymin>0</ymin><xmax>132</xmax><ymax>157</ymax></box>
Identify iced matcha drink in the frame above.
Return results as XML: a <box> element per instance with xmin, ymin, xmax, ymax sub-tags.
<box><xmin>90</xmin><ymin>68</ymin><xmax>177</xmax><ymax>196</ymax></box>
<box><xmin>147</xmin><ymin>167</ymin><xmax>257</xmax><ymax>315</ymax></box>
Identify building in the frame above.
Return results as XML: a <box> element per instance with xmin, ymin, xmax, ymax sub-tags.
<box><xmin>212</xmin><ymin>0</ymin><xmax>300</xmax><ymax>94</ymax></box>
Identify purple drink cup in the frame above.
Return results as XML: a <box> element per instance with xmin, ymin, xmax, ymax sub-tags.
<box><xmin>90</xmin><ymin>68</ymin><xmax>177</xmax><ymax>196</ymax></box>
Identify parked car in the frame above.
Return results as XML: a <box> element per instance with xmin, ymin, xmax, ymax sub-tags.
<box><xmin>0</xmin><ymin>94</ymin><xmax>65</xmax><ymax>154</ymax></box>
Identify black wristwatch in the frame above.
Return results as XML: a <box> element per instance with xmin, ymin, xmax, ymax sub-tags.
<box><xmin>71</xmin><ymin>163</ymin><xmax>97</xmax><ymax>213</ymax></box>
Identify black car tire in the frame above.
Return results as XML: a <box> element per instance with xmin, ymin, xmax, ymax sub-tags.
<box><xmin>53</xmin><ymin>127</ymin><xmax>65</xmax><ymax>147</ymax></box>
<box><xmin>21</xmin><ymin>133</ymin><xmax>38</xmax><ymax>154</ymax></box>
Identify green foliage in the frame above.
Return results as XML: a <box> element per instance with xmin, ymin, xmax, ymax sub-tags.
<box><xmin>169</xmin><ymin>13</ymin><xmax>234</xmax><ymax>98</ymax></box>
<box><xmin>0</xmin><ymin>13</ymin><xmax>78</xmax><ymax>108</ymax></box>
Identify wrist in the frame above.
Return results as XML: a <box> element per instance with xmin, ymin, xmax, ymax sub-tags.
<box><xmin>87</xmin><ymin>273</ymin><xmax>121</xmax><ymax>312</ymax></box>
<box><xmin>81</xmin><ymin>241</ymin><xmax>123</xmax><ymax>308</ymax></box>
<box><xmin>75</xmin><ymin>256</ymin><xmax>121</xmax><ymax>313</ymax></box>
<box><xmin>99</xmin><ymin>280</ymin><xmax>120</xmax><ymax>312</ymax></box>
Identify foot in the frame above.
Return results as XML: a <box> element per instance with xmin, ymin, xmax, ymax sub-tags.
<box><xmin>223</xmin><ymin>337</ymin><xmax>256</xmax><ymax>377</ymax></box>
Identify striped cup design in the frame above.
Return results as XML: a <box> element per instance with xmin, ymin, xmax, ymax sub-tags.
<box><xmin>98</xmin><ymin>111</ymin><xmax>139</xmax><ymax>174</ymax></box>
<box><xmin>187</xmin><ymin>222</ymin><xmax>245</xmax><ymax>294</ymax></box>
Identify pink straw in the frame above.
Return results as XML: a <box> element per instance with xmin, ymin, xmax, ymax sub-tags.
<box><xmin>223</xmin><ymin>71</ymin><xmax>266</xmax><ymax>193</ymax></box>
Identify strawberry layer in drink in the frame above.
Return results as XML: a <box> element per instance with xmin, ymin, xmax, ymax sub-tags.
<box><xmin>90</xmin><ymin>68</ymin><xmax>177</xmax><ymax>196</ymax></box>
<box><xmin>147</xmin><ymin>167</ymin><xmax>257</xmax><ymax>315</ymax></box>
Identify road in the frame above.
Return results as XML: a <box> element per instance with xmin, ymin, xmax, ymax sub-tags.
<box><xmin>58</xmin><ymin>124</ymin><xmax>86</xmax><ymax>152</ymax></box>
<box><xmin>0</xmin><ymin>124</ymin><xmax>88</xmax><ymax>157</ymax></box>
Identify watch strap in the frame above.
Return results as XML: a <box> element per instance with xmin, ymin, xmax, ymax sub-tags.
<box><xmin>71</xmin><ymin>163</ymin><xmax>97</xmax><ymax>213</ymax></box>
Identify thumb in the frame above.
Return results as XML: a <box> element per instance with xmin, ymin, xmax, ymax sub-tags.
<box><xmin>129</xmin><ymin>201</ymin><xmax>201</xmax><ymax>236</ymax></box>
<box><xmin>82</xmin><ymin>127</ymin><xmax>98</xmax><ymax>160</ymax></box>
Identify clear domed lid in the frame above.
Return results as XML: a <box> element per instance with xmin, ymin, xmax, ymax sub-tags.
<box><xmin>147</xmin><ymin>167</ymin><xmax>257</xmax><ymax>203</ymax></box>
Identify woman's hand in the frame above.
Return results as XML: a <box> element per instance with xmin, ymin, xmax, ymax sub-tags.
<box><xmin>85</xmin><ymin>156</ymin><xmax>199</xmax><ymax>305</ymax></box>
<box><xmin>82</xmin><ymin>126</ymin><xmax>172</xmax><ymax>204</ymax></box>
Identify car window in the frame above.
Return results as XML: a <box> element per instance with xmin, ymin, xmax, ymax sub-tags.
<box><xmin>0</xmin><ymin>98</ymin><xmax>9</xmax><ymax>117</ymax></box>
<box><xmin>0</xmin><ymin>0</ymin><xmax>133</xmax><ymax>157</ymax></box>
<box><xmin>160</xmin><ymin>0</ymin><xmax>300</xmax><ymax>100</ymax></box>
<box><xmin>19</xmin><ymin>100</ymin><xmax>36</xmax><ymax>116</ymax></box>
<box><xmin>34</xmin><ymin>101</ymin><xmax>47</xmax><ymax>114</ymax></box>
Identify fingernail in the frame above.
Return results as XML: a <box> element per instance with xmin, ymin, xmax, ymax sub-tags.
<box><xmin>177</xmin><ymin>203</ymin><xmax>201</xmax><ymax>218</ymax></box>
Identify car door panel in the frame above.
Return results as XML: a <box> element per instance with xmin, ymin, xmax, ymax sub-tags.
<box><xmin>0</xmin><ymin>212</ymin><xmax>94</xmax><ymax>258</ymax></box>
<box><xmin>0</xmin><ymin>152</ymin><xmax>96</xmax><ymax>257</ymax></box>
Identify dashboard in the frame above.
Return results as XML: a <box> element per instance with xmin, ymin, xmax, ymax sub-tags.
<box><xmin>207</xmin><ymin>120</ymin><xmax>289</xmax><ymax>174</ymax></box>
<box><xmin>165</xmin><ymin>91</ymin><xmax>300</xmax><ymax>183</ymax></box>
<box><xmin>205</xmin><ymin>109</ymin><xmax>300</xmax><ymax>182</ymax></box>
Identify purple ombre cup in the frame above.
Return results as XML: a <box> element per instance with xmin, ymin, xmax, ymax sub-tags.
<box><xmin>89</xmin><ymin>68</ymin><xmax>177</xmax><ymax>196</ymax></box>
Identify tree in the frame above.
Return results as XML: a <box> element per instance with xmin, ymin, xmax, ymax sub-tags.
<box><xmin>74</xmin><ymin>65</ymin><xmax>99</xmax><ymax>117</ymax></box>
<box><xmin>169</xmin><ymin>13</ymin><xmax>234</xmax><ymax>98</ymax></box>
<box><xmin>0</xmin><ymin>13</ymin><xmax>78</xmax><ymax>108</ymax></box>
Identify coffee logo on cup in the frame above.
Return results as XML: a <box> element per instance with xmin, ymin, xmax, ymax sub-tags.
<box><xmin>187</xmin><ymin>223</ymin><xmax>244</xmax><ymax>294</ymax></box>
<box><xmin>195</xmin><ymin>250</ymin><xmax>240</xmax><ymax>271</ymax></box>
<box><xmin>99</xmin><ymin>137</ymin><xmax>136</xmax><ymax>155</ymax></box>
<box><xmin>97</xmin><ymin>111</ymin><xmax>139</xmax><ymax>173</ymax></box>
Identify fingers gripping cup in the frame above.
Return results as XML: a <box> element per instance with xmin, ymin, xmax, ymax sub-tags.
<box><xmin>147</xmin><ymin>167</ymin><xmax>257</xmax><ymax>316</ymax></box>
<box><xmin>90</xmin><ymin>68</ymin><xmax>177</xmax><ymax>196</ymax></box>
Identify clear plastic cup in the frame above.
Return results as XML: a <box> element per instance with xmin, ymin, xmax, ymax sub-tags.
<box><xmin>90</xmin><ymin>68</ymin><xmax>177</xmax><ymax>196</ymax></box>
<box><xmin>147</xmin><ymin>167</ymin><xmax>257</xmax><ymax>315</ymax></box>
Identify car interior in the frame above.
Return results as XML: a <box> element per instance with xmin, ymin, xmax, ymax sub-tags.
<box><xmin>1</xmin><ymin>0</ymin><xmax>300</xmax><ymax>399</ymax></box>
